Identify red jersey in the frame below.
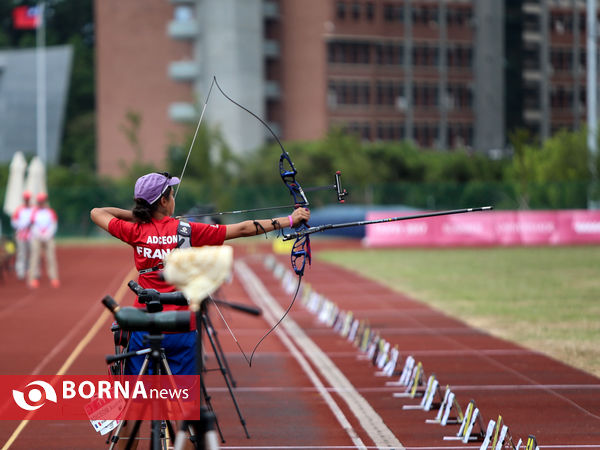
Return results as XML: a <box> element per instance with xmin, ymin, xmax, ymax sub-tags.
<box><xmin>108</xmin><ymin>216</ymin><xmax>227</xmax><ymax>310</ymax></box>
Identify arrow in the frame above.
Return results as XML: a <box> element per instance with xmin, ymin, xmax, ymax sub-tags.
<box><xmin>282</xmin><ymin>206</ymin><xmax>494</xmax><ymax>241</ymax></box>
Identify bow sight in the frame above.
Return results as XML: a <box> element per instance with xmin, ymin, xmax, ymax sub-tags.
<box><xmin>303</xmin><ymin>171</ymin><xmax>348</xmax><ymax>203</ymax></box>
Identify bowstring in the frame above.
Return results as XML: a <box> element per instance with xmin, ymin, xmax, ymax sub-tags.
<box><xmin>206</xmin><ymin>296</ymin><xmax>252</xmax><ymax>366</ymax></box>
<box><xmin>247</xmin><ymin>274</ymin><xmax>302</xmax><ymax>367</ymax></box>
<box><xmin>208</xmin><ymin>274</ymin><xmax>302</xmax><ymax>368</ymax></box>
<box><xmin>174</xmin><ymin>77</ymin><xmax>216</xmax><ymax>199</ymax></box>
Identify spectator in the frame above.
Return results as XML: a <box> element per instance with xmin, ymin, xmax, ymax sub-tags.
<box><xmin>28</xmin><ymin>192</ymin><xmax>59</xmax><ymax>288</ymax></box>
<box><xmin>10</xmin><ymin>191</ymin><xmax>34</xmax><ymax>280</ymax></box>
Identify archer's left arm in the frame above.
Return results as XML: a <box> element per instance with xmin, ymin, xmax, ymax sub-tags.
<box><xmin>224</xmin><ymin>208</ymin><xmax>310</xmax><ymax>240</ymax></box>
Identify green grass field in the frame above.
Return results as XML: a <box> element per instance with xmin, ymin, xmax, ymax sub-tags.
<box><xmin>317</xmin><ymin>246</ymin><xmax>600</xmax><ymax>378</ymax></box>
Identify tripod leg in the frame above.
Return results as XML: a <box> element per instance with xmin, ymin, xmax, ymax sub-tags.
<box><xmin>150</xmin><ymin>419</ymin><xmax>161</xmax><ymax>450</ymax></box>
<box><xmin>200</xmin><ymin>376</ymin><xmax>225</xmax><ymax>443</ymax></box>
<box><xmin>160</xmin><ymin>353</ymin><xmax>203</xmax><ymax>448</ymax></box>
<box><xmin>202</xmin><ymin>314</ymin><xmax>250</xmax><ymax>438</ymax></box>
<box><xmin>108</xmin><ymin>356</ymin><xmax>152</xmax><ymax>450</ymax></box>
<box><xmin>203</xmin><ymin>312</ymin><xmax>237</xmax><ymax>388</ymax></box>
<box><xmin>124</xmin><ymin>420</ymin><xmax>142</xmax><ymax>450</ymax></box>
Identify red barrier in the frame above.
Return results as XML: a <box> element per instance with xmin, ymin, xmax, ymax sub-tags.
<box><xmin>363</xmin><ymin>210</ymin><xmax>600</xmax><ymax>247</ymax></box>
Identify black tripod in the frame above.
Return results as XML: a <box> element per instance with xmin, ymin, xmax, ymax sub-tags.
<box><xmin>106</xmin><ymin>332</ymin><xmax>196</xmax><ymax>450</ymax></box>
<box><xmin>103</xmin><ymin>283</ymin><xmax>201</xmax><ymax>450</ymax></box>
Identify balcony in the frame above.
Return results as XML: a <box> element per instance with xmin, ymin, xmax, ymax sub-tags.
<box><xmin>263</xmin><ymin>1</ymin><xmax>279</xmax><ymax>20</ymax></box>
<box><xmin>263</xmin><ymin>39</ymin><xmax>280</xmax><ymax>59</ymax></box>
<box><xmin>167</xmin><ymin>19</ymin><xmax>199</xmax><ymax>40</ymax></box>
<box><xmin>168</xmin><ymin>61</ymin><xmax>199</xmax><ymax>82</ymax></box>
<box><xmin>169</xmin><ymin>102</ymin><xmax>196</xmax><ymax>122</ymax></box>
<box><xmin>264</xmin><ymin>80</ymin><xmax>281</xmax><ymax>99</ymax></box>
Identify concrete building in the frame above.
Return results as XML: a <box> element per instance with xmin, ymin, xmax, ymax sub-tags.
<box><xmin>520</xmin><ymin>0</ymin><xmax>589</xmax><ymax>140</ymax></box>
<box><xmin>94</xmin><ymin>0</ymin><xmax>596</xmax><ymax>176</ymax></box>
<box><xmin>0</xmin><ymin>45</ymin><xmax>72</xmax><ymax>164</ymax></box>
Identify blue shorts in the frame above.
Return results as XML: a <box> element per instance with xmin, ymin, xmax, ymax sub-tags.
<box><xmin>124</xmin><ymin>331</ymin><xmax>197</xmax><ymax>375</ymax></box>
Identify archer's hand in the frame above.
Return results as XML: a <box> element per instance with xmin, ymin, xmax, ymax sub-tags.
<box><xmin>290</xmin><ymin>208</ymin><xmax>310</xmax><ymax>227</ymax></box>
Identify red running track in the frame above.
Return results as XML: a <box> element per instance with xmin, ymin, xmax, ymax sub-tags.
<box><xmin>0</xmin><ymin>242</ymin><xmax>599</xmax><ymax>449</ymax></box>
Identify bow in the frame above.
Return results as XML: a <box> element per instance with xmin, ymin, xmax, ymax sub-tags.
<box><xmin>177</xmin><ymin>76</ymin><xmax>345</xmax><ymax>366</ymax></box>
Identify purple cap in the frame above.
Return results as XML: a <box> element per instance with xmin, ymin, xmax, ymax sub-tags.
<box><xmin>134</xmin><ymin>173</ymin><xmax>180</xmax><ymax>204</ymax></box>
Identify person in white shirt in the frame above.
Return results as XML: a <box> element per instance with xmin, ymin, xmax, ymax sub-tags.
<box><xmin>28</xmin><ymin>192</ymin><xmax>59</xmax><ymax>288</ymax></box>
<box><xmin>10</xmin><ymin>191</ymin><xmax>34</xmax><ymax>280</ymax></box>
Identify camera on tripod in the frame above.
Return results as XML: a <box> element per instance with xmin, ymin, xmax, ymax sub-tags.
<box><xmin>127</xmin><ymin>280</ymin><xmax>188</xmax><ymax>313</ymax></box>
<box><xmin>102</xmin><ymin>281</ymin><xmax>192</xmax><ymax>334</ymax></box>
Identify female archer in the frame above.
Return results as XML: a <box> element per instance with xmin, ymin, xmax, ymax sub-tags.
<box><xmin>90</xmin><ymin>171</ymin><xmax>310</xmax><ymax>375</ymax></box>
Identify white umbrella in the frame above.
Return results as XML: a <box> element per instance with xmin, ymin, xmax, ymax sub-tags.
<box><xmin>3</xmin><ymin>151</ymin><xmax>27</xmax><ymax>216</ymax></box>
<box><xmin>24</xmin><ymin>156</ymin><xmax>47</xmax><ymax>200</ymax></box>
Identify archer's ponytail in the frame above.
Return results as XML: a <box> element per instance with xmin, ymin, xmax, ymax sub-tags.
<box><xmin>132</xmin><ymin>198</ymin><xmax>153</xmax><ymax>223</ymax></box>
<box><xmin>132</xmin><ymin>186</ymin><xmax>172</xmax><ymax>223</ymax></box>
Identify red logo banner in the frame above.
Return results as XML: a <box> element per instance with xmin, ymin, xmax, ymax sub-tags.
<box><xmin>0</xmin><ymin>375</ymin><xmax>201</xmax><ymax>421</ymax></box>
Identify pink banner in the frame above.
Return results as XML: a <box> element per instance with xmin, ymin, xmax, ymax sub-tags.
<box><xmin>363</xmin><ymin>210</ymin><xmax>600</xmax><ymax>247</ymax></box>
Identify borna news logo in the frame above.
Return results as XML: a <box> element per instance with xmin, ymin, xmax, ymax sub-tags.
<box><xmin>12</xmin><ymin>380</ymin><xmax>58</xmax><ymax>411</ymax></box>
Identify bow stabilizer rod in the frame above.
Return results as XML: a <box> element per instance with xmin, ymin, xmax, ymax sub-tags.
<box><xmin>282</xmin><ymin>206</ymin><xmax>493</xmax><ymax>241</ymax></box>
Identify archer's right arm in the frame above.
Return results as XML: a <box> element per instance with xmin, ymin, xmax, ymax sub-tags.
<box><xmin>90</xmin><ymin>207</ymin><xmax>134</xmax><ymax>232</ymax></box>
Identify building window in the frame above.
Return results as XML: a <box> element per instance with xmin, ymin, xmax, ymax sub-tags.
<box><xmin>366</xmin><ymin>2</ymin><xmax>375</xmax><ymax>21</ymax></box>
<box><xmin>376</xmin><ymin>122</ymin><xmax>405</xmax><ymax>141</ymax></box>
<box><xmin>351</xmin><ymin>2</ymin><xmax>361</xmax><ymax>20</ymax></box>
<box><xmin>447</xmin><ymin>123</ymin><xmax>473</xmax><ymax>148</ymax></box>
<box><xmin>446</xmin><ymin>45</ymin><xmax>472</xmax><ymax>68</ymax></box>
<box><xmin>551</xmin><ymin>86</ymin><xmax>573</xmax><ymax>109</ymax></box>
<box><xmin>336</xmin><ymin>1</ymin><xmax>346</xmax><ymax>20</ymax></box>
<box><xmin>328</xmin><ymin>80</ymin><xmax>371</xmax><ymax>107</ymax></box>
<box><xmin>383</xmin><ymin>3</ymin><xmax>403</xmax><ymax>22</ymax></box>
<box><xmin>375</xmin><ymin>42</ymin><xmax>403</xmax><ymax>65</ymax></box>
<box><xmin>551</xmin><ymin>48</ymin><xmax>573</xmax><ymax>71</ymax></box>
<box><xmin>523</xmin><ymin>44</ymin><xmax>540</xmax><ymax>70</ymax></box>
<box><xmin>413</xmin><ymin>84</ymin><xmax>438</xmax><ymax>108</ymax></box>
<box><xmin>524</xmin><ymin>83</ymin><xmax>541</xmax><ymax>109</ymax></box>
<box><xmin>446</xmin><ymin>84</ymin><xmax>473</xmax><ymax>110</ymax></box>
<box><xmin>414</xmin><ymin>124</ymin><xmax>438</xmax><ymax>147</ymax></box>
<box><xmin>327</xmin><ymin>40</ymin><xmax>371</xmax><ymax>64</ymax></box>
<box><xmin>524</xmin><ymin>12</ymin><xmax>541</xmax><ymax>32</ymax></box>
<box><xmin>413</xmin><ymin>5</ymin><xmax>438</xmax><ymax>26</ymax></box>
<box><xmin>446</xmin><ymin>7</ymin><xmax>472</xmax><ymax>27</ymax></box>
<box><xmin>376</xmin><ymin>81</ymin><xmax>404</xmax><ymax>107</ymax></box>
<box><xmin>413</xmin><ymin>44</ymin><xmax>439</xmax><ymax>67</ymax></box>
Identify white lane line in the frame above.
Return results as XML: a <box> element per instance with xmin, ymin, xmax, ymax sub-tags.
<box><xmin>217</xmin><ymin>347</ymin><xmax>536</xmax><ymax>357</ymax></box>
<box><xmin>207</xmin><ymin>384</ymin><xmax>600</xmax><ymax>393</ymax></box>
<box><xmin>219</xmin><ymin>445</ymin><xmax>600</xmax><ymax>450</ymax></box>
<box><xmin>448</xmin><ymin>384</ymin><xmax>600</xmax><ymax>391</ymax></box>
<box><xmin>235</xmin><ymin>260</ymin><xmax>404</xmax><ymax>450</ymax></box>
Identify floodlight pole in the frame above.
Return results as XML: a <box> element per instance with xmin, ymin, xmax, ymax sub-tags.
<box><xmin>36</xmin><ymin>1</ymin><xmax>46</xmax><ymax>166</ymax></box>
<box><xmin>587</xmin><ymin>0</ymin><xmax>598</xmax><ymax>208</ymax></box>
